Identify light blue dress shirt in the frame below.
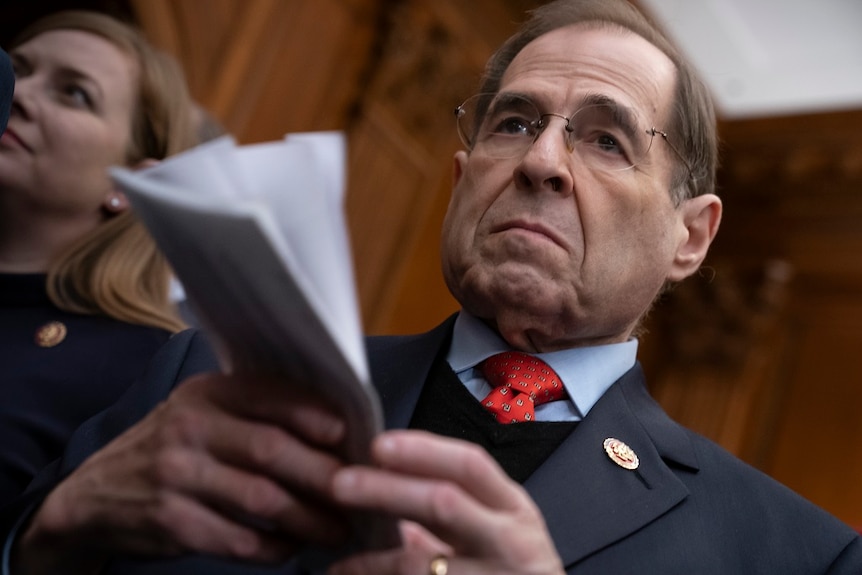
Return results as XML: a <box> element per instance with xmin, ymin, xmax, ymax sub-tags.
<box><xmin>446</xmin><ymin>311</ymin><xmax>638</xmax><ymax>422</ymax></box>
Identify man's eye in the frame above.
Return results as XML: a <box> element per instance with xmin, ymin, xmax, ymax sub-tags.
<box><xmin>595</xmin><ymin>134</ymin><xmax>623</xmax><ymax>155</ymax></box>
<box><xmin>493</xmin><ymin>116</ymin><xmax>533</xmax><ymax>137</ymax></box>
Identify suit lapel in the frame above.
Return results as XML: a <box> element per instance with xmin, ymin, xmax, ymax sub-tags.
<box><xmin>59</xmin><ymin>329</ymin><xmax>211</xmax><ymax>474</ymax></box>
<box><xmin>367</xmin><ymin>319</ymin><xmax>700</xmax><ymax>568</ymax></box>
<box><xmin>366</xmin><ymin>315</ymin><xmax>456</xmax><ymax>429</ymax></box>
<box><xmin>525</xmin><ymin>365</ymin><xmax>699</xmax><ymax>567</ymax></box>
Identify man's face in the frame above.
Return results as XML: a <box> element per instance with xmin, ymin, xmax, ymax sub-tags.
<box><xmin>441</xmin><ymin>24</ymin><xmax>714</xmax><ymax>352</ymax></box>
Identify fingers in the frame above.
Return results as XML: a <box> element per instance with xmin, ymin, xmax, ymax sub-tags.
<box><xmin>329</xmin><ymin>554</ymin><xmax>511</xmax><ymax>575</ymax></box>
<box><xmin>28</xmin><ymin>473</ymin><xmax>299</xmax><ymax>565</ymax></box>
<box><xmin>328</xmin><ymin>546</ymin><xmax>504</xmax><ymax>575</ymax></box>
<box><xmin>19</xmin><ymin>371</ymin><xmax>354</xmax><ymax>567</ymax></box>
<box><xmin>328</xmin><ymin>521</ymin><xmax>448</xmax><ymax>575</ymax></box>
<box><xmin>100</xmin><ymin>490</ymin><xmax>298</xmax><ymax>562</ymax></box>
<box><xmin>176</xmin><ymin>372</ymin><xmax>346</xmax><ymax>448</ymax></box>
<box><xmin>330</xmin><ymin>430</ymin><xmax>564</xmax><ymax>572</ymax></box>
<box><xmin>147</xmin><ymin>375</ymin><xmax>353</xmax><ymax>548</ymax></box>
<box><xmin>139</xmin><ymin>382</ymin><xmax>351</xmax><ymax>539</ymax></box>
<box><xmin>332</xmin><ymin>462</ymin><xmax>496</xmax><ymax>553</ymax></box>
<box><xmin>373</xmin><ymin>430</ymin><xmax>534</xmax><ymax>510</ymax></box>
<box><xmin>147</xmin><ymin>445</ymin><xmax>347</xmax><ymax>545</ymax></box>
<box><xmin>327</xmin><ymin>547</ymin><xmax>431</xmax><ymax>575</ymax></box>
<box><xmin>151</xmin><ymin>397</ymin><xmax>343</xmax><ymax>497</ymax></box>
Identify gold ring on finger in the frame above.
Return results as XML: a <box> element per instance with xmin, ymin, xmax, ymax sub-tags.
<box><xmin>429</xmin><ymin>555</ymin><xmax>449</xmax><ymax>575</ymax></box>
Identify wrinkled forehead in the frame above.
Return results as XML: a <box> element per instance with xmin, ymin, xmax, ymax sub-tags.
<box><xmin>500</xmin><ymin>24</ymin><xmax>678</xmax><ymax>127</ymax></box>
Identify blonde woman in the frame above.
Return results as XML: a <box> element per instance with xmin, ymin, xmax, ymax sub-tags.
<box><xmin>0</xmin><ymin>11</ymin><xmax>197</xmax><ymax>507</ymax></box>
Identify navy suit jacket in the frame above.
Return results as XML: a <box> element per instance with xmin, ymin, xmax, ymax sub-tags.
<box><xmin>0</xmin><ymin>47</ymin><xmax>12</xmax><ymax>136</ymax></box>
<box><xmin>3</xmin><ymin>318</ymin><xmax>861</xmax><ymax>574</ymax></box>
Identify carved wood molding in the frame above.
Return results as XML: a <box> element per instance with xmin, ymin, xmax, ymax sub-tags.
<box><xmin>347</xmin><ymin>0</ymin><xmax>522</xmax><ymax>332</ymax></box>
<box><xmin>719</xmin><ymin>111</ymin><xmax>862</xmax><ymax>192</ymax></box>
<box><xmin>651</xmin><ymin>260</ymin><xmax>793</xmax><ymax>367</ymax></box>
<box><xmin>645</xmin><ymin>259</ymin><xmax>794</xmax><ymax>459</ymax></box>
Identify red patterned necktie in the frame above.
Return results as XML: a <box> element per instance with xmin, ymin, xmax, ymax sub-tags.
<box><xmin>480</xmin><ymin>351</ymin><xmax>566</xmax><ymax>423</ymax></box>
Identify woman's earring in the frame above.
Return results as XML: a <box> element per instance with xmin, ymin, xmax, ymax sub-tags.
<box><xmin>109</xmin><ymin>197</ymin><xmax>121</xmax><ymax>209</ymax></box>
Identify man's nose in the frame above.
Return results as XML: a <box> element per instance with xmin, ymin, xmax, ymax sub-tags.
<box><xmin>513</xmin><ymin>117</ymin><xmax>574</xmax><ymax>194</ymax></box>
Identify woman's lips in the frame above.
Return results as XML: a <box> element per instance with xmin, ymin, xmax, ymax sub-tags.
<box><xmin>0</xmin><ymin>127</ymin><xmax>32</xmax><ymax>152</ymax></box>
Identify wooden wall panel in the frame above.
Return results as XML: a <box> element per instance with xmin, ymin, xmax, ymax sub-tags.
<box><xmin>765</xmin><ymin>296</ymin><xmax>862</xmax><ymax>527</ymax></box>
<box><xmin>342</xmin><ymin>0</ymin><xmax>544</xmax><ymax>334</ymax></box>
<box><xmin>346</xmin><ymin>103</ymin><xmax>444</xmax><ymax>329</ymax></box>
<box><xmin>132</xmin><ymin>0</ymin><xmax>380</xmax><ymax>140</ymax></box>
<box><xmin>380</xmin><ymin>174</ymin><xmax>460</xmax><ymax>334</ymax></box>
<box><xmin>645</xmin><ymin>259</ymin><xmax>795</xmax><ymax>458</ymax></box>
<box><xmin>132</xmin><ymin>0</ymin><xmax>248</xmax><ymax>99</ymax></box>
<box><xmin>649</xmin><ymin>109</ymin><xmax>862</xmax><ymax>527</ymax></box>
<box><xmin>235</xmin><ymin>1</ymin><xmax>380</xmax><ymax>138</ymax></box>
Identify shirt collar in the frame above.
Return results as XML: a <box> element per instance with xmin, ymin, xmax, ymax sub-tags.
<box><xmin>446</xmin><ymin>310</ymin><xmax>638</xmax><ymax>418</ymax></box>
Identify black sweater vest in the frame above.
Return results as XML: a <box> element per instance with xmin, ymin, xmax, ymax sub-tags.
<box><xmin>408</xmin><ymin>353</ymin><xmax>577</xmax><ymax>483</ymax></box>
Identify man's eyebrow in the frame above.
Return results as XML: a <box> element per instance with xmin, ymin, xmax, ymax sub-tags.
<box><xmin>576</xmin><ymin>93</ymin><xmax>641</xmax><ymax>138</ymax></box>
<box><xmin>492</xmin><ymin>91</ymin><xmax>535</xmax><ymax>106</ymax></box>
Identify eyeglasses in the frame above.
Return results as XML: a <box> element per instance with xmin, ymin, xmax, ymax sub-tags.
<box><xmin>454</xmin><ymin>92</ymin><xmax>692</xmax><ymax>175</ymax></box>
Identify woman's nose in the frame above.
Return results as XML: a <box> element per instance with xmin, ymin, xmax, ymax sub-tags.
<box><xmin>10</xmin><ymin>76</ymin><xmax>37</xmax><ymax>120</ymax></box>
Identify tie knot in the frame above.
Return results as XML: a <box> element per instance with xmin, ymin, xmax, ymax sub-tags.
<box><xmin>479</xmin><ymin>352</ymin><xmax>567</xmax><ymax>423</ymax></box>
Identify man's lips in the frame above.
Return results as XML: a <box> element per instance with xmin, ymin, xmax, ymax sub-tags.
<box><xmin>491</xmin><ymin>220</ymin><xmax>565</xmax><ymax>248</ymax></box>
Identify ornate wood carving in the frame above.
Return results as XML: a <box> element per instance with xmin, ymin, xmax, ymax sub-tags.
<box><xmin>346</xmin><ymin>0</ymin><xmax>529</xmax><ymax>333</ymax></box>
<box><xmin>644</xmin><ymin>259</ymin><xmax>794</xmax><ymax>460</ymax></box>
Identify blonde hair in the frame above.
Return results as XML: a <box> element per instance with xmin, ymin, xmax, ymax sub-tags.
<box><xmin>12</xmin><ymin>11</ymin><xmax>198</xmax><ymax>333</ymax></box>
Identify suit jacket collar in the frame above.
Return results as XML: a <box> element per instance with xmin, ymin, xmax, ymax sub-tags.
<box><xmin>366</xmin><ymin>314</ymin><xmax>456</xmax><ymax>430</ymax></box>
<box><xmin>366</xmin><ymin>315</ymin><xmax>701</xmax><ymax>568</ymax></box>
<box><xmin>525</xmin><ymin>365</ymin><xmax>699</xmax><ymax>565</ymax></box>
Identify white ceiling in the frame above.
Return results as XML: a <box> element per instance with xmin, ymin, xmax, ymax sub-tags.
<box><xmin>638</xmin><ymin>0</ymin><xmax>862</xmax><ymax>119</ymax></box>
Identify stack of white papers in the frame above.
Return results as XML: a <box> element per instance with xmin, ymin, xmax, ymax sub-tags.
<box><xmin>110</xmin><ymin>132</ymin><xmax>398</xmax><ymax>552</ymax></box>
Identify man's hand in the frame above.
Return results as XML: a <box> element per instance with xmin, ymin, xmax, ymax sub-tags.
<box><xmin>327</xmin><ymin>430</ymin><xmax>565</xmax><ymax>575</ymax></box>
<box><xmin>12</xmin><ymin>372</ymin><xmax>351</xmax><ymax>574</ymax></box>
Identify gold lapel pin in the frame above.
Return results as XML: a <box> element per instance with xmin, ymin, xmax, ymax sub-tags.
<box><xmin>35</xmin><ymin>321</ymin><xmax>67</xmax><ymax>348</ymax></box>
<box><xmin>603</xmin><ymin>437</ymin><xmax>639</xmax><ymax>470</ymax></box>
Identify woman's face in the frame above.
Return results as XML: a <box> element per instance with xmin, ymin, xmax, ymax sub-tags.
<box><xmin>0</xmin><ymin>29</ymin><xmax>138</xmax><ymax>218</ymax></box>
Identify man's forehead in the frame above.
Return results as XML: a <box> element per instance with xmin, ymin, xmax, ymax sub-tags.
<box><xmin>500</xmin><ymin>24</ymin><xmax>676</xmax><ymax>121</ymax></box>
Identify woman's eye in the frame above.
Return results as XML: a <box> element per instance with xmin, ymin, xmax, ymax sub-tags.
<box><xmin>10</xmin><ymin>58</ymin><xmax>30</xmax><ymax>78</ymax></box>
<box><xmin>61</xmin><ymin>84</ymin><xmax>93</xmax><ymax>108</ymax></box>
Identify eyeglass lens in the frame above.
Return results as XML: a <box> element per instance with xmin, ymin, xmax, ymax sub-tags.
<box><xmin>456</xmin><ymin>93</ymin><xmax>656</xmax><ymax>172</ymax></box>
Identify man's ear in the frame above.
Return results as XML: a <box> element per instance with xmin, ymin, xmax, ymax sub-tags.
<box><xmin>668</xmin><ymin>193</ymin><xmax>722</xmax><ymax>281</ymax></box>
<box><xmin>452</xmin><ymin>150</ymin><xmax>468</xmax><ymax>188</ymax></box>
